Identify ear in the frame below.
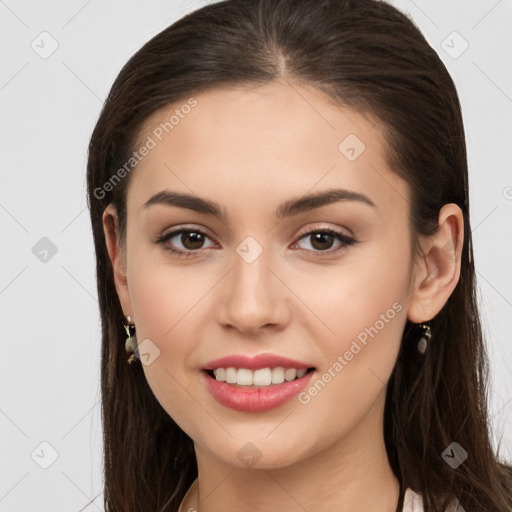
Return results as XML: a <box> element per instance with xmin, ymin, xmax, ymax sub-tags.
<box><xmin>407</xmin><ymin>203</ymin><xmax>464</xmax><ymax>323</ymax></box>
<box><xmin>102</xmin><ymin>204</ymin><xmax>133</xmax><ymax>317</ymax></box>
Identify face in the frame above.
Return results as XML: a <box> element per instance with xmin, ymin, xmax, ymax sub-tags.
<box><xmin>110</xmin><ymin>81</ymin><xmax>422</xmax><ymax>469</ymax></box>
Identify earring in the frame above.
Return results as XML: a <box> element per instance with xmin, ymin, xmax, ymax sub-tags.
<box><xmin>123</xmin><ymin>315</ymin><xmax>138</xmax><ymax>364</ymax></box>
<box><xmin>417</xmin><ymin>321</ymin><xmax>431</xmax><ymax>354</ymax></box>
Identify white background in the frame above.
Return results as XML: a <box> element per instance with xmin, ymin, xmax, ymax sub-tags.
<box><xmin>1</xmin><ymin>1</ymin><xmax>511</xmax><ymax>510</ymax></box>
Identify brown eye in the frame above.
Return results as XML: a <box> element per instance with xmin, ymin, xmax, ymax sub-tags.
<box><xmin>309</xmin><ymin>232</ymin><xmax>336</xmax><ymax>251</ymax></box>
<box><xmin>178</xmin><ymin>231</ymin><xmax>206</xmax><ymax>250</ymax></box>
<box><xmin>155</xmin><ymin>228</ymin><xmax>215</xmax><ymax>258</ymax></box>
<box><xmin>294</xmin><ymin>228</ymin><xmax>357</xmax><ymax>254</ymax></box>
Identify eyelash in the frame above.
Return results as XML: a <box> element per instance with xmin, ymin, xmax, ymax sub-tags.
<box><xmin>153</xmin><ymin>226</ymin><xmax>357</xmax><ymax>259</ymax></box>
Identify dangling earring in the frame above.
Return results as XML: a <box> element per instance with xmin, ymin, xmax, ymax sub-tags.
<box><xmin>417</xmin><ymin>321</ymin><xmax>431</xmax><ymax>354</ymax></box>
<box><xmin>123</xmin><ymin>315</ymin><xmax>138</xmax><ymax>364</ymax></box>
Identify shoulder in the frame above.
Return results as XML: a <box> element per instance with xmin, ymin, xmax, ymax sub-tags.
<box><xmin>402</xmin><ymin>488</ymin><xmax>466</xmax><ymax>512</ymax></box>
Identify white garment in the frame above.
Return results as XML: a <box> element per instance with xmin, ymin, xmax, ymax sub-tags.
<box><xmin>403</xmin><ymin>488</ymin><xmax>466</xmax><ymax>512</ymax></box>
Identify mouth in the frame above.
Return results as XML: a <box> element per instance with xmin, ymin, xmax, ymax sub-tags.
<box><xmin>202</xmin><ymin>365</ymin><xmax>316</xmax><ymax>412</ymax></box>
<box><xmin>204</xmin><ymin>367</ymin><xmax>316</xmax><ymax>388</ymax></box>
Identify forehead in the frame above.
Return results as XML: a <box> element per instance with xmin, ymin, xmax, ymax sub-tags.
<box><xmin>128</xmin><ymin>81</ymin><xmax>409</xmax><ymax>219</ymax></box>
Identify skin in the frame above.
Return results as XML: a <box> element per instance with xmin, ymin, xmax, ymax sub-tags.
<box><xmin>103</xmin><ymin>80</ymin><xmax>463</xmax><ymax>512</ymax></box>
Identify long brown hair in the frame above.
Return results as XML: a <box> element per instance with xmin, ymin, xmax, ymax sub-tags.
<box><xmin>86</xmin><ymin>0</ymin><xmax>512</xmax><ymax>510</ymax></box>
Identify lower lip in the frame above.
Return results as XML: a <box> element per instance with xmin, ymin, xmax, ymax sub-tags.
<box><xmin>202</xmin><ymin>370</ymin><xmax>315</xmax><ymax>412</ymax></box>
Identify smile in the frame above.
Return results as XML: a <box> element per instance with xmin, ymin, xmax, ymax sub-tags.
<box><xmin>209</xmin><ymin>367</ymin><xmax>311</xmax><ymax>387</ymax></box>
<box><xmin>202</xmin><ymin>367</ymin><xmax>316</xmax><ymax>412</ymax></box>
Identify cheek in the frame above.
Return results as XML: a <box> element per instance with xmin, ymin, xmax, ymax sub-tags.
<box><xmin>124</xmin><ymin>243</ymin><xmax>204</xmax><ymax>403</ymax></box>
<box><xmin>304</xmin><ymin>236</ymin><xmax>410</xmax><ymax>345</ymax></box>
<box><xmin>127</xmin><ymin>237</ymin><xmax>212</xmax><ymax>344</ymax></box>
<box><xmin>300</xmin><ymin>238</ymin><xmax>410</xmax><ymax>403</ymax></box>
<box><xmin>127</xmin><ymin>259</ymin><xmax>209</xmax><ymax>435</ymax></box>
<box><xmin>292</xmin><ymin>279</ymin><xmax>408</xmax><ymax>459</ymax></box>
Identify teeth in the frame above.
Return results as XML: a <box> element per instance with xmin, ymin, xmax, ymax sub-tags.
<box><xmin>214</xmin><ymin>368</ymin><xmax>226</xmax><ymax>381</ymax></box>
<box><xmin>253</xmin><ymin>368</ymin><xmax>272</xmax><ymax>386</ymax></box>
<box><xmin>225</xmin><ymin>367</ymin><xmax>237</xmax><ymax>384</ymax></box>
<box><xmin>284</xmin><ymin>368</ymin><xmax>297</xmax><ymax>381</ymax></box>
<box><xmin>237</xmin><ymin>368</ymin><xmax>253</xmax><ymax>386</ymax></box>
<box><xmin>271</xmin><ymin>367</ymin><xmax>285</xmax><ymax>384</ymax></box>
<box><xmin>212</xmin><ymin>366</ymin><xmax>310</xmax><ymax>386</ymax></box>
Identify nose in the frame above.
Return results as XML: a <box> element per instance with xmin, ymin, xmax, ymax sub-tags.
<box><xmin>216</xmin><ymin>246</ymin><xmax>291</xmax><ymax>335</ymax></box>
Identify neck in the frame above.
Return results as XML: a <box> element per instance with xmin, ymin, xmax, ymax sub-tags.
<box><xmin>182</xmin><ymin>389</ymin><xmax>400</xmax><ymax>512</ymax></box>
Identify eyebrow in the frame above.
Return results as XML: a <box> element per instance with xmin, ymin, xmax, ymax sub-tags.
<box><xmin>142</xmin><ymin>187</ymin><xmax>376</xmax><ymax>219</ymax></box>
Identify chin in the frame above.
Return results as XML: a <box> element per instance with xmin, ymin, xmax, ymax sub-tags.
<box><xmin>197</xmin><ymin>433</ymin><xmax>313</xmax><ymax>470</ymax></box>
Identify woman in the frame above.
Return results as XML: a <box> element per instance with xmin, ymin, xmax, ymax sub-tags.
<box><xmin>86</xmin><ymin>0</ymin><xmax>512</xmax><ymax>510</ymax></box>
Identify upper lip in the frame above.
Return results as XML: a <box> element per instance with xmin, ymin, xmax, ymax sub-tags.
<box><xmin>203</xmin><ymin>353</ymin><xmax>315</xmax><ymax>371</ymax></box>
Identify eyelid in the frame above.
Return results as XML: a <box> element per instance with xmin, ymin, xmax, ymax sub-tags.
<box><xmin>294</xmin><ymin>223</ymin><xmax>353</xmax><ymax>240</ymax></box>
<box><xmin>157</xmin><ymin>223</ymin><xmax>215</xmax><ymax>240</ymax></box>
